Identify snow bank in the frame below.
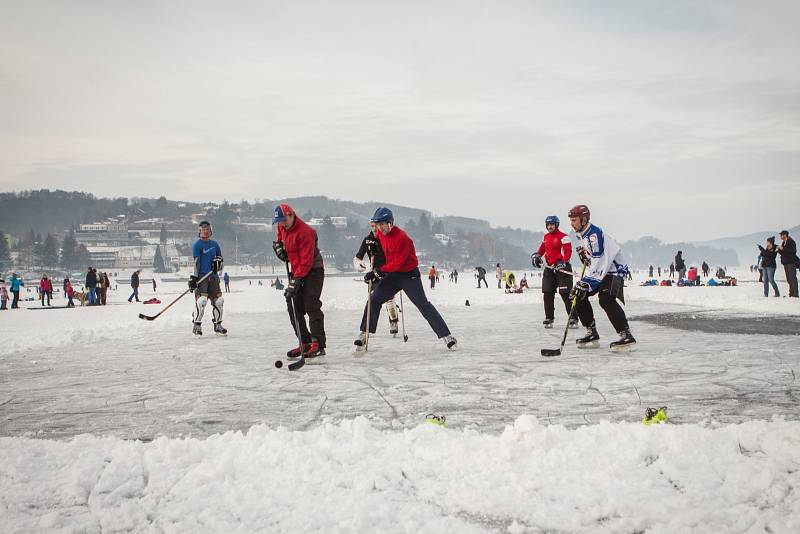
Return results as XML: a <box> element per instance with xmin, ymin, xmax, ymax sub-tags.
<box><xmin>2</xmin><ymin>417</ymin><xmax>798</xmax><ymax>533</ymax></box>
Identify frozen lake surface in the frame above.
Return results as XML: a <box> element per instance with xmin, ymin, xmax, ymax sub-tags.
<box><xmin>2</xmin><ymin>270</ymin><xmax>799</xmax><ymax>532</ymax></box>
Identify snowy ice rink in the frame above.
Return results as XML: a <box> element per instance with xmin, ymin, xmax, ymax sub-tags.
<box><xmin>2</xmin><ymin>270</ymin><xmax>799</xmax><ymax>532</ymax></box>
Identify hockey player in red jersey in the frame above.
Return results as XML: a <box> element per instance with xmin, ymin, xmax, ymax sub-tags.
<box><xmin>531</xmin><ymin>215</ymin><xmax>577</xmax><ymax>329</ymax></box>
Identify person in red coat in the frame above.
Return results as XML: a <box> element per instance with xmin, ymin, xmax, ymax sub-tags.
<box><xmin>65</xmin><ymin>278</ymin><xmax>75</xmax><ymax>308</ymax></box>
<box><xmin>356</xmin><ymin>207</ymin><xmax>457</xmax><ymax>350</ymax></box>
<box><xmin>39</xmin><ymin>275</ymin><xmax>53</xmax><ymax>306</ymax></box>
<box><xmin>531</xmin><ymin>216</ymin><xmax>576</xmax><ymax>329</ymax></box>
<box><xmin>272</xmin><ymin>204</ymin><xmax>326</xmax><ymax>358</ymax></box>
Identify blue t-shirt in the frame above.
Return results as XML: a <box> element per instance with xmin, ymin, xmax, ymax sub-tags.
<box><xmin>192</xmin><ymin>239</ymin><xmax>222</xmax><ymax>279</ymax></box>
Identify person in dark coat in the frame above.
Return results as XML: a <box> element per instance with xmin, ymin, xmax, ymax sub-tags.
<box><xmin>777</xmin><ymin>230</ymin><xmax>799</xmax><ymax>297</ymax></box>
<box><xmin>85</xmin><ymin>267</ymin><xmax>98</xmax><ymax>305</ymax></box>
<box><xmin>128</xmin><ymin>269</ymin><xmax>141</xmax><ymax>302</ymax></box>
<box><xmin>758</xmin><ymin>237</ymin><xmax>780</xmax><ymax>297</ymax></box>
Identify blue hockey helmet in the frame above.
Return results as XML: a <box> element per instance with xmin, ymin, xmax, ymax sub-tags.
<box><xmin>370</xmin><ymin>207</ymin><xmax>394</xmax><ymax>225</ymax></box>
<box><xmin>272</xmin><ymin>204</ymin><xmax>294</xmax><ymax>224</ymax></box>
<box><xmin>545</xmin><ymin>215</ymin><xmax>560</xmax><ymax>228</ymax></box>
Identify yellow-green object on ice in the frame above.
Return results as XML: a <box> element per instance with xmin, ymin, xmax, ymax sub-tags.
<box><xmin>426</xmin><ymin>414</ymin><xmax>447</xmax><ymax>427</ymax></box>
<box><xmin>642</xmin><ymin>406</ymin><xmax>668</xmax><ymax>425</ymax></box>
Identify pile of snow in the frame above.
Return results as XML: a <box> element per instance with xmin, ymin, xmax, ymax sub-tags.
<box><xmin>2</xmin><ymin>417</ymin><xmax>798</xmax><ymax>533</ymax></box>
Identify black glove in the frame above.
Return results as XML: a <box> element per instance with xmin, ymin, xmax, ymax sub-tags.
<box><xmin>284</xmin><ymin>277</ymin><xmax>304</xmax><ymax>299</ymax></box>
<box><xmin>212</xmin><ymin>256</ymin><xmax>224</xmax><ymax>273</ymax></box>
<box><xmin>364</xmin><ymin>270</ymin><xmax>383</xmax><ymax>284</ymax></box>
<box><xmin>570</xmin><ymin>280</ymin><xmax>590</xmax><ymax>301</ymax></box>
<box><xmin>188</xmin><ymin>275</ymin><xmax>199</xmax><ymax>290</ymax></box>
<box><xmin>576</xmin><ymin>246</ymin><xmax>592</xmax><ymax>267</ymax></box>
<box><xmin>531</xmin><ymin>254</ymin><xmax>543</xmax><ymax>268</ymax></box>
<box><xmin>272</xmin><ymin>241</ymin><xmax>288</xmax><ymax>262</ymax></box>
<box><xmin>554</xmin><ymin>261</ymin><xmax>567</xmax><ymax>271</ymax></box>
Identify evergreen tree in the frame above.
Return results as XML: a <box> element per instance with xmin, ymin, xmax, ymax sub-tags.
<box><xmin>153</xmin><ymin>246</ymin><xmax>167</xmax><ymax>273</ymax></box>
<box><xmin>159</xmin><ymin>224</ymin><xmax>168</xmax><ymax>244</ymax></box>
<box><xmin>0</xmin><ymin>230</ymin><xmax>10</xmax><ymax>269</ymax></box>
<box><xmin>431</xmin><ymin>219</ymin><xmax>445</xmax><ymax>235</ymax></box>
<box><xmin>417</xmin><ymin>213</ymin><xmax>432</xmax><ymax>235</ymax></box>
<box><xmin>42</xmin><ymin>234</ymin><xmax>60</xmax><ymax>269</ymax></box>
<box><xmin>60</xmin><ymin>232</ymin><xmax>78</xmax><ymax>270</ymax></box>
<box><xmin>75</xmin><ymin>244</ymin><xmax>91</xmax><ymax>269</ymax></box>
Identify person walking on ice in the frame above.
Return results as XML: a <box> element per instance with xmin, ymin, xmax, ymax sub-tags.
<box><xmin>567</xmin><ymin>204</ymin><xmax>636</xmax><ymax>351</ymax></box>
<box><xmin>188</xmin><ymin>221</ymin><xmax>227</xmax><ymax>336</ymax></box>
<box><xmin>355</xmin><ymin>207</ymin><xmax>457</xmax><ymax>350</ymax></box>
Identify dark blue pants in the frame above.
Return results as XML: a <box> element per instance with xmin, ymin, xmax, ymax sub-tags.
<box><xmin>360</xmin><ymin>269</ymin><xmax>450</xmax><ymax>338</ymax></box>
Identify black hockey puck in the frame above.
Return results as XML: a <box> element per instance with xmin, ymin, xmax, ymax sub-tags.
<box><xmin>274</xmin><ymin>360</ymin><xmax>283</xmax><ymax>369</ymax></box>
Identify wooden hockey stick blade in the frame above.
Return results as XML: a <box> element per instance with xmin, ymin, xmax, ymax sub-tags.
<box><xmin>138</xmin><ymin>313</ymin><xmax>157</xmax><ymax>321</ymax></box>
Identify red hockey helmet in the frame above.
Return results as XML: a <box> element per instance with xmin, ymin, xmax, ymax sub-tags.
<box><xmin>567</xmin><ymin>204</ymin><xmax>590</xmax><ymax>219</ymax></box>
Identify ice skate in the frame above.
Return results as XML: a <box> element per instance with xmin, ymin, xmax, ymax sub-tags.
<box><xmin>576</xmin><ymin>324</ymin><xmax>599</xmax><ymax>348</ymax></box>
<box><xmin>286</xmin><ymin>344</ymin><xmax>307</xmax><ymax>359</ymax></box>
<box><xmin>568</xmin><ymin>318</ymin><xmax>579</xmax><ymax>329</ymax></box>
<box><xmin>610</xmin><ymin>329</ymin><xmax>636</xmax><ymax>352</ymax></box>
<box><xmin>303</xmin><ymin>339</ymin><xmax>326</xmax><ymax>364</ymax></box>
<box><xmin>192</xmin><ymin>322</ymin><xmax>203</xmax><ymax>336</ymax></box>
<box><xmin>213</xmin><ymin>322</ymin><xmax>227</xmax><ymax>336</ymax></box>
<box><xmin>443</xmin><ymin>335</ymin><xmax>457</xmax><ymax>350</ymax></box>
<box><xmin>389</xmin><ymin>319</ymin><xmax>399</xmax><ymax>336</ymax></box>
<box><xmin>543</xmin><ymin>319</ymin><xmax>554</xmax><ymax>329</ymax></box>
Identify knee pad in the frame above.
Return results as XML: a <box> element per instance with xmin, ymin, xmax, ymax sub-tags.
<box><xmin>194</xmin><ymin>296</ymin><xmax>208</xmax><ymax>322</ymax></box>
<box><xmin>211</xmin><ymin>296</ymin><xmax>224</xmax><ymax>323</ymax></box>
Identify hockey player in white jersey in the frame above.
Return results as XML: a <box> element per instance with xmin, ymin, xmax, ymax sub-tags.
<box><xmin>567</xmin><ymin>205</ymin><xmax>636</xmax><ymax>351</ymax></box>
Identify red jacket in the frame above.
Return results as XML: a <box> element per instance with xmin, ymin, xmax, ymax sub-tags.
<box><xmin>376</xmin><ymin>226</ymin><xmax>419</xmax><ymax>273</ymax></box>
<box><xmin>65</xmin><ymin>280</ymin><xmax>74</xmax><ymax>297</ymax></box>
<box><xmin>39</xmin><ymin>278</ymin><xmax>53</xmax><ymax>292</ymax></box>
<box><xmin>537</xmin><ymin>230</ymin><xmax>572</xmax><ymax>265</ymax></box>
<box><xmin>276</xmin><ymin>215</ymin><xmax>324</xmax><ymax>279</ymax></box>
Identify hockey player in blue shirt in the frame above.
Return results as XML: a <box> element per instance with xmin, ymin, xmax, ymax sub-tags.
<box><xmin>189</xmin><ymin>221</ymin><xmax>226</xmax><ymax>336</ymax></box>
<box><xmin>568</xmin><ymin>205</ymin><xmax>636</xmax><ymax>351</ymax></box>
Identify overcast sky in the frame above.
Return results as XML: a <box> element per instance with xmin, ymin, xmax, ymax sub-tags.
<box><xmin>1</xmin><ymin>0</ymin><xmax>798</xmax><ymax>241</ymax></box>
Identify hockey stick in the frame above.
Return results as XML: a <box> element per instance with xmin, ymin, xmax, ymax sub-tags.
<box><xmin>541</xmin><ymin>262</ymin><xmax>588</xmax><ymax>357</ymax></box>
<box><xmin>285</xmin><ymin>262</ymin><xmax>306</xmax><ymax>371</ymax></box>
<box><xmin>364</xmin><ymin>279</ymin><xmax>373</xmax><ymax>351</ymax></box>
<box><xmin>399</xmin><ymin>292</ymin><xmax>408</xmax><ymax>342</ymax></box>
<box><xmin>138</xmin><ymin>270</ymin><xmax>213</xmax><ymax>321</ymax></box>
<box><xmin>543</xmin><ymin>264</ymin><xmax>581</xmax><ymax>278</ymax></box>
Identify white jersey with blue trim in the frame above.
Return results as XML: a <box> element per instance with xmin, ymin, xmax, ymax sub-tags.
<box><xmin>577</xmin><ymin>223</ymin><xmax>629</xmax><ymax>291</ymax></box>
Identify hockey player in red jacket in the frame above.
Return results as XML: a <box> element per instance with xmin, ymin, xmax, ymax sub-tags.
<box><xmin>356</xmin><ymin>207</ymin><xmax>457</xmax><ymax>350</ymax></box>
<box><xmin>272</xmin><ymin>204</ymin><xmax>326</xmax><ymax>359</ymax></box>
<box><xmin>531</xmin><ymin>216</ymin><xmax>576</xmax><ymax>329</ymax></box>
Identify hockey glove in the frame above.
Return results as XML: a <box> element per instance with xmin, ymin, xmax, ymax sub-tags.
<box><xmin>570</xmin><ymin>280</ymin><xmax>591</xmax><ymax>302</ymax></box>
<box><xmin>284</xmin><ymin>277</ymin><xmax>304</xmax><ymax>299</ymax></box>
<box><xmin>272</xmin><ymin>240</ymin><xmax>288</xmax><ymax>262</ymax></box>
<box><xmin>353</xmin><ymin>256</ymin><xmax>367</xmax><ymax>272</ymax></box>
<box><xmin>576</xmin><ymin>246</ymin><xmax>592</xmax><ymax>267</ymax></box>
<box><xmin>212</xmin><ymin>256</ymin><xmax>224</xmax><ymax>273</ymax></box>
<box><xmin>364</xmin><ymin>270</ymin><xmax>383</xmax><ymax>284</ymax></box>
<box><xmin>531</xmin><ymin>254</ymin><xmax>543</xmax><ymax>268</ymax></box>
<box><xmin>188</xmin><ymin>275</ymin><xmax>199</xmax><ymax>290</ymax></box>
<box><xmin>554</xmin><ymin>261</ymin><xmax>567</xmax><ymax>272</ymax></box>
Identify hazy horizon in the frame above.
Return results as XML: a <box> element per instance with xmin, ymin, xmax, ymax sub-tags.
<box><xmin>2</xmin><ymin>1</ymin><xmax>799</xmax><ymax>242</ymax></box>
